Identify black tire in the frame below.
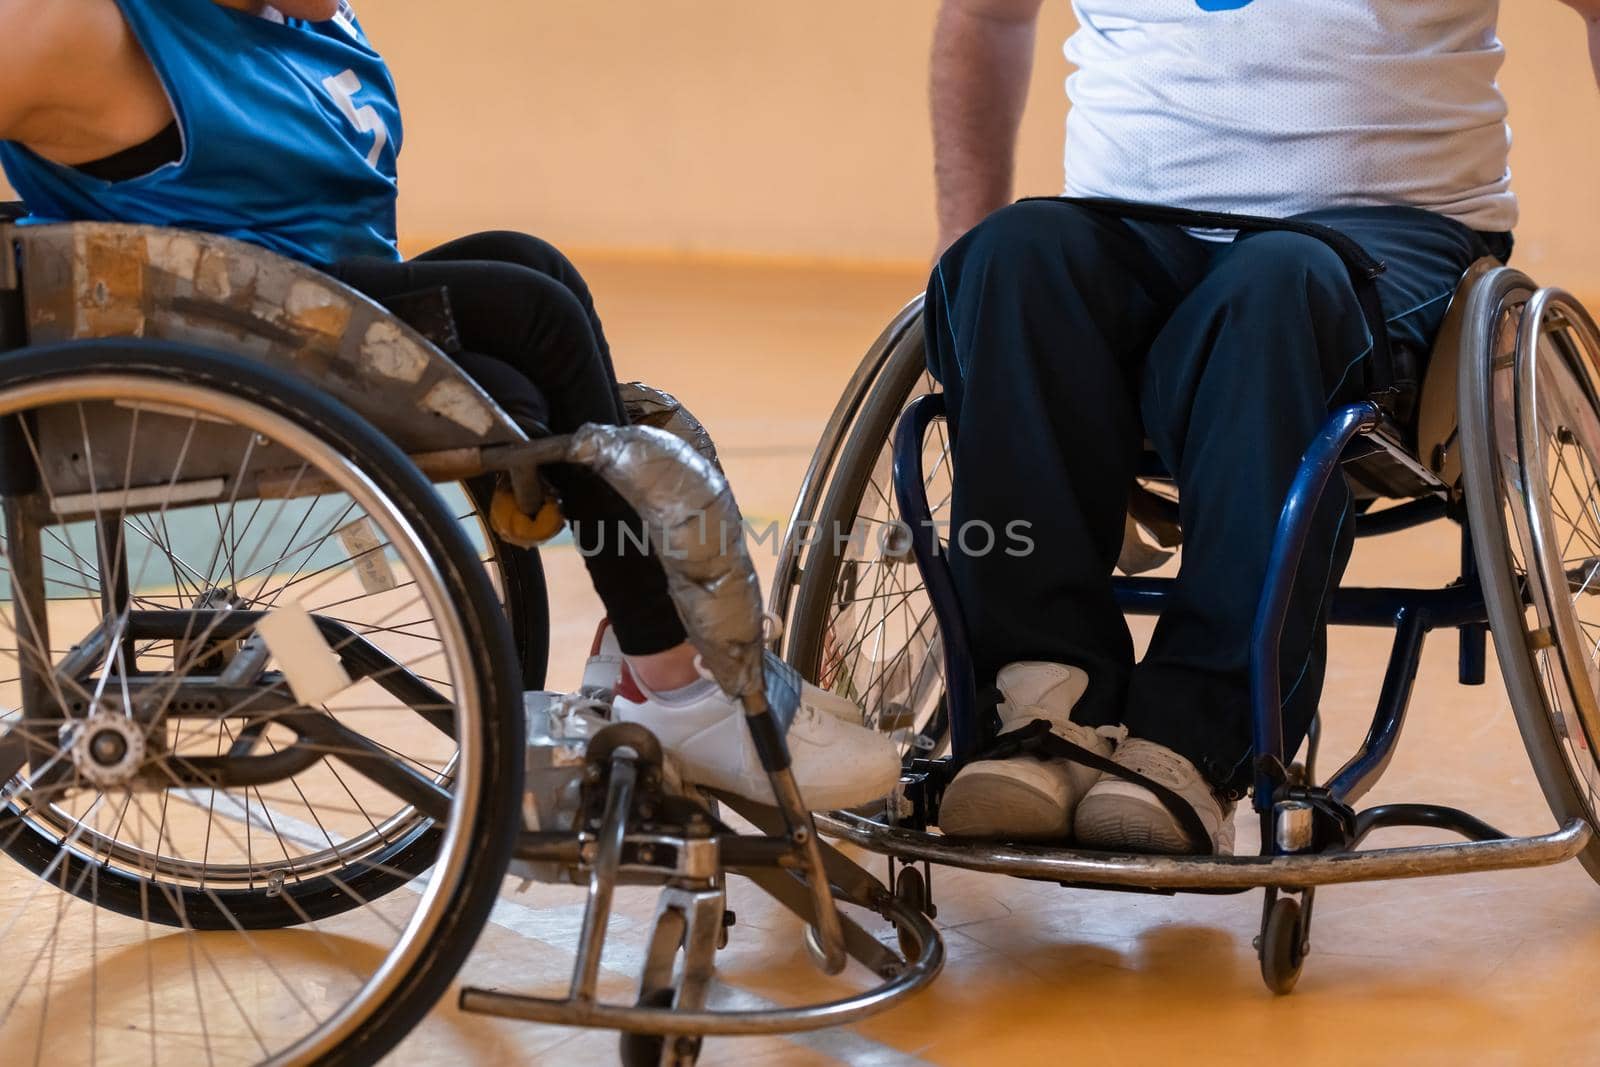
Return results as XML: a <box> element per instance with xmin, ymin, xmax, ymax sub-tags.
<box><xmin>0</xmin><ymin>341</ymin><xmax>524</xmax><ymax>1066</ymax></box>
<box><xmin>465</xmin><ymin>477</ymin><xmax>550</xmax><ymax>689</ymax></box>
<box><xmin>787</xmin><ymin>320</ymin><xmax>949</xmax><ymax>760</ymax></box>
<box><xmin>1258</xmin><ymin>895</ymin><xmax>1307</xmax><ymax>995</ymax></box>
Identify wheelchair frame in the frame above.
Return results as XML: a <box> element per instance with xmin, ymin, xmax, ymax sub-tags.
<box><xmin>773</xmin><ymin>267</ymin><xmax>1600</xmax><ymax>993</ymax></box>
<box><xmin>0</xmin><ymin>213</ymin><xmax>943</xmax><ymax>1065</ymax></box>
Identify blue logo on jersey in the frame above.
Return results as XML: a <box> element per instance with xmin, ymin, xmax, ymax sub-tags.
<box><xmin>1196</xmin><ymin>0</ymin><xmax>1256</xmax><ymax>9</ymax></box>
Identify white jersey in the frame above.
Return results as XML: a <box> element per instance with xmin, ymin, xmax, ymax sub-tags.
<box><xmin>1062</xmin><ymin>0</ymin><xmax>1517</xmax><ymax>232</ymax></box>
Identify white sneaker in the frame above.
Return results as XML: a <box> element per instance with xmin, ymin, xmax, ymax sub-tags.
<box><xmin>583</xmin><ymin>619</ymin><xmax>862</xmax><ymax>723</ymax></box>
<box><xmin>938</xmin><ymin>662</ymin><xmax>1113</xmax><ymax>841</ymax></box>
<box><xmin>611</xmin><ymin>657</ymin><xmax>900</xmax><ymax>811</ymax></box>
<box><xmin>1074</xmin><ymin>738</ymin><xmax>1236</xmax><ymax>855</ymax></box>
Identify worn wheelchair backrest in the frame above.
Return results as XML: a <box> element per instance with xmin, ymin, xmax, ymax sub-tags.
<box><xmin>1415</xmin><ymin>256</ymin><xmax>1517</xmax><ymax>490</ymax></box>
<box><xmin>0</xmin><ymin>219</ymin><xmax>526</xmax><ymax>455</ymax></box>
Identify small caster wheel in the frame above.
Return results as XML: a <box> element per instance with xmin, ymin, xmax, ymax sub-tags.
<box><xmin>621</xmin><ymin>989</ymin><xmax>702</xmax><ymax>1066</ymax></box>
<box><xmin>718</xmin><ymin>908</ymin><xmax>735</xmax><ymax>951</ymax></box>
<box><xmin>1258</xmin><ymin>895</ymin><xmax>1308</xmax><ymax>995</ymax></box>
<box><xmin>893</xmin><ymin>866</ymin><xmax>929</xmax><ymax>959</ymax></box>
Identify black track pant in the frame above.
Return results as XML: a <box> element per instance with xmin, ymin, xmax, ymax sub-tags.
<box><xmin>927</xmin><ymin>202</ymin><xmax>1509</xmax><ymax>793</ymax></box>
<box><xmin>333</xmin><ymin>231</ymin><xmax>685</xmax><ymax>656</ymax></box>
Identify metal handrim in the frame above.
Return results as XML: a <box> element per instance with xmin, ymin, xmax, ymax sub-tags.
<box><xmin>1507</xmin><ymin>291</ymin><xmax>1600</xmax><ymax>819</ymax></box>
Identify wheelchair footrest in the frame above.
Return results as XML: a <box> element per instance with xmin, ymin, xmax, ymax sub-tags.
<box><xmin>816</xmin><ymin>811</ymin><xmax>1591</xmax><ymax>891</ymax></box>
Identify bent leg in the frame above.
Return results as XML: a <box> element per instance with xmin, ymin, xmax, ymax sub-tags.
<box><xmin>1129</xmin><ymin>212</ymin><xmax>1500</xmax><ymax>792</ymax></box>
<box><xmin>416</xmin><ymin>231</ymin><xmax>623</xmax><ymax>386</ymax></box>
<box><xmin>331</xmin><ymin>251</ymin><xmax>684</xmax><ymax>655</ymax></box>
<box><xmin>927</xmin><ymin>200</ymin><xmax>1209</xmax><ymax>725</ymax></box>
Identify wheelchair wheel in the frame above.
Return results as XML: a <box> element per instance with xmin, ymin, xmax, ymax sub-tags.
<box><xmin>0</xmin><ymin>341</ymin><xmax>523</xmax><ymax>1065</ymax></box>
<box><xmin>786</xmin><ymin>310</ymin><xmax>952</xmax><ymax>762</ymax></box>
<box><xmin>1462</xmin><ymin>276</ymin><xmax>1600</xmax><ymax>881</ymax></box>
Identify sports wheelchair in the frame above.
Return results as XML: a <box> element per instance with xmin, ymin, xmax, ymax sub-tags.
<box><xmin>0</xmin><ymin>207</ymin><xmax>942</xmax><ymax>1066</ymax></box>
<box><xmin>772</xmin><ymin>256</ymin><xmax>1600</xmax><ymax>994</ymax></box>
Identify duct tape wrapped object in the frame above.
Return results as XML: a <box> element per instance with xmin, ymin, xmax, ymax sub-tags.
<box><xmin>620</xmin><ymin>381</ymin><xmax>724</xmax><ymax>473</ymax></box>
<box><xmin>526</xmin><ymin>423</ymin><xmax>765</xmax><ymax>702</ymax></box>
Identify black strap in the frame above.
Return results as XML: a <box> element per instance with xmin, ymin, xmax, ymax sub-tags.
<box><xmin>975</xmin><ymin>719</ymin><xmax>1216</xmax><ymax>854</ymax></box>
<box><xmin>1021</xmin><ymin>196</ymin><xmax>1398</xmax><ymax>405</ymax></box>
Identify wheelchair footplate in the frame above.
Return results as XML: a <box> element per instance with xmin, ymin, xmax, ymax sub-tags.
<box><xmin>456</xmin><ymin>692</ymin><xmax>942</xmax><ymax>1062</ymax></box>
<box><xmin>822</xmin><ymin>770</ymin><xmax>1590</xmax><ymax>894</ymax></box>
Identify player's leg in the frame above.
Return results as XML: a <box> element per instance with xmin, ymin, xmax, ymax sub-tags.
<box><xmin>928</xmin><ymin>200</ymin><xmax>1209</xmax><ymax>839</ymax></box>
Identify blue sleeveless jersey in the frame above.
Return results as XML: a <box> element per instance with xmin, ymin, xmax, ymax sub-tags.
<box><xmin>0</xmin><ymin>0</ymin><xmax>402</xmax><ymax>265</ymax></box>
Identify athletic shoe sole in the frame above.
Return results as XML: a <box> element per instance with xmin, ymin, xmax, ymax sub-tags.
<box><xmin>938</xmin><ymin>761</ymin><xmax>1075</xmax><ymax>841</ymax></box>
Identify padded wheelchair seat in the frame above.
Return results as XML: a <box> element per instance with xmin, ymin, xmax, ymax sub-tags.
<box><xmin>1344</xmin><ymin>256</ymin><xmax>1504</xmax><ymax>501</ymax></box>
<box><xmin>0</xmin><ymin>217</ymin><xmax>528</xmax><ymax>455</ymax></box>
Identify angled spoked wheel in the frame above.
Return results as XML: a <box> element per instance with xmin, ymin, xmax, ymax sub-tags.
<box><xmin>1462</xmin><ymin>275</ymin><xmax>1600</xmax><ymax>883</ymax></box>
<box><xmin>786</xmin><ymin>308</ymin><xmax>952</xmax><ymax>764</ymax></box>
<box><xmin>0</xmin><ymin>341</ymin><xmax>523</xmax><ymax>1065</ymax></box>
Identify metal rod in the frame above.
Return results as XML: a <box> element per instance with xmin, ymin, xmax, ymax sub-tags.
<box><xmin>1250</xmin><ymin>402</ymin><xmax>1383</xmax><ymax>809</ymax></box>
<box><xmin>10</xmin><ymin>495</ymin><xmax>56</xmax><ymax>761</ymax></box>
<box><xmin>1328</xmin><ymin>582</ymin><xmax>1487</xmax><ymax>629</ymax></box>
<box><xmin>96</xmin><ymin>515</ymin><xmax>137</xmax><ymax>666</ymax></box>
<box><xmin>1115</xmin><ymin>577</ymin><xmax>1489</xmax><ymax>630</ymax></box>
<box><xmin>1326</xmin><ymin>608</ymin><xmax>1430</xmax><ymax>805</ymax></box>
<box><xmin>1354</xmin><ymin>496</ymin><xmax>1449</xmax><ymax>538</ymax></box>
<box><xmin>763</xmin><ymin>757</ymin><xmax>848</xmax><ymax>976</ymax></box>
<box><xmin>1458</xmin><ymin>524</ymin><xmax>1489</xmax><ymax>686</ymax></box>
<box><xmin>892</xmin><ymin>392</ymin><xmax>981</xmax><ymax>761</ymax></box>
<box><xmin>458</xmin><ymin>893</ymin><xmax>943</xmax><ymax>1037</ymax></box>
<box><xmin>816</xmin><ymin>811</ymin><xmax>1589</xmax><ymax>890</ymax></box>
<box><xmin>1351</xmin><ymin>803</ymin><xmax>1508</xmax><ymax>845</ymax></box>
<box><xmin>570</xmin><ymin>751</ymin><xmax>638</xmax><ymax>1002</ymax></box>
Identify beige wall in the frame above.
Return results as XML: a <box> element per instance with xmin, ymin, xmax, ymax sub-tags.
<box><xmin>372</xmin><ymin>0</ymin><xmax>1598</xmax><ymax>288</ymax></box>
<box><xmin>6</xmin><ymin>3</ymin><xmax>1598</xmax><ymax>288</ymax></box>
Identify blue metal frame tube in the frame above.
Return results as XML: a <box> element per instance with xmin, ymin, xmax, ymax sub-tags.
<box><xmin>892</xmin><ymin>394</ymin><xmax>983</xmax><ymax>762</ymax></box>
<box><xmin>1116</xmin><ymin>577</ymin><xmax>1488</xmax><ymax>629</ymax></box>
<box><xmin>1324</xmin><ymin>609</ymin><xmax>1429</xmax><ymax>803</ymax></box>
<box><xmin>1249</xmin><ymin>402</ymin><xmax>1384</xmax><ymax>810</ymax></box>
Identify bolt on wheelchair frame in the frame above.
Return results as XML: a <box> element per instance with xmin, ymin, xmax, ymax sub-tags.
<box><xmin>0</xmin><ymin>213</ymin><xmax>942</xmax><ymax>1065</ymax></box>
<box><xmin>772</xmin><ymin>261</ymin><xmax>1600</xmax><ymax>994</ymax></box>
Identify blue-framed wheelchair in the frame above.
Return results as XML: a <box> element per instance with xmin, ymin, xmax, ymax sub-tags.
<box><xmin>772</xmin><ymin>258</ymin><xmax>1600</xmax><ymax>994</ymax></box>
<box><xmin>0</xmin><ymin>206</ymin><xmax>942</xmax><ymax>1066</ymax></box>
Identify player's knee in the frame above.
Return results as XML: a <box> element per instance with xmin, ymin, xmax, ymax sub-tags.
<box><xmin>1208</xmin><ymin>231</ymin><xmax>1355</xmax><ymax>314</ymax></box>
<box><xmin>951</xmin><ymin>202</ymin><xmax>1103</xmax><ymax>274</ymax></box>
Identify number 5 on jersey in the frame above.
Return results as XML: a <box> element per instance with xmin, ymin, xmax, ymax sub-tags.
<box><xmin>323</xmin><ymin>69</ymin><xmax>390</xmax><ymax>167</ymax></box>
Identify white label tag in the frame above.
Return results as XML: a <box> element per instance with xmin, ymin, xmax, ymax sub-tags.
<box><xmin>336</xmin><ymin>517</ymin><xmax>397</xmax><ymax>594</ymax></box>
<box><xmin>255</xmin><ymin>605</ymin><xmax>353</xmax><ymax>706</ymax></box>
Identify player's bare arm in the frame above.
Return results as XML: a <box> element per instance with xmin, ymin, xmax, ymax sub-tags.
<box><xmin>930</xmin><ymin>0</ymin><xmax>1047</xmax><ymax>256</ymax></box>
<box><xmin>0</xmin><ymin>0</ymin><xmax>170</xmax><ymax>164</ymax></box>
<box><xmin>1558</xmin><ymin>0</ymin><xmax>1600</xmax><ymax>87</ymax></box>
